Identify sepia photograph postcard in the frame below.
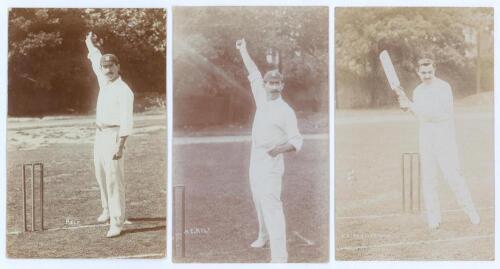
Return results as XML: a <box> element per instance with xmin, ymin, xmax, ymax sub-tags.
<box><xmin>2</xmin><ymin>1</ymin><xmax>500</xmax><ymax>269</ymax></box>
<box><xmin>5</xmin><ymin>8</ymin><xmax>167</xmax><ymax>258</ymax></box>
<box><xmin>335</xmin><ymin>7</ymin><xmax>494</xmax><ymax>260</ymax></box>
<box><xmin>172</xmin><ymin>6</ymin><xmax>329</xmax><ymax>263</ymax></box>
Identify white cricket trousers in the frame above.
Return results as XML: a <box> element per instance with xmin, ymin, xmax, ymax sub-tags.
<box><xmin>94</xmin><ymin>127</ymin><xmax>126</xmax><ymax>229</ymax></box>
<box><xmin>419</xmin><ymin>121</ymin><xmax>477</xmax><ymax>226</ymax></box>
<box><xmin>249</xmin><ymin>147</ymin><xmax>287</xmax><ymax>262</ymax></box>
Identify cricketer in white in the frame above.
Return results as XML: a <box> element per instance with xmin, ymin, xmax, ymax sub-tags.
<box><xmin>237</xmin><ymin>38</ymin><xmax>303</xmax><ymax>263</ymax></box>
<box><xmin>398</xmin><ymin>58</ymin><xmax>480</xmax><ymax>229</ymax></box>
<box><xmin>85</xmin><ymin>32</ymin><xmax>134</xmax><ymax>238</ymax></box>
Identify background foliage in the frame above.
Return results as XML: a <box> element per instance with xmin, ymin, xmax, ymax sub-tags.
<box><xmin>173</xmin><ymin>7</ymin><xmax>329</xmax><ymax>125</ymax></box>
<box><xmin>335</xmin><ymin>7</ymin><xmax>493</xmax><ymax>109</ymax></box>
<box><xmin>8</xmin><ymin>8</ymin><xmax>166</xmax><ymax>116</ymax></box>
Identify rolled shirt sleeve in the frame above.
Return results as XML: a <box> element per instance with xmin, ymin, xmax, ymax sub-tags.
<box><xmin>284</xmin><ymin>108</ymin><xmax>303</xmax><ymax>152</ymax></box>
<box><xmin>118</xmin><ymin>87</ymin><xmax>134</xmax><ymax>137</ymax></box>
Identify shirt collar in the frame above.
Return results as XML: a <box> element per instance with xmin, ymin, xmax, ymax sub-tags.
<box><xmin>105</xmin><ymin>76</ymin><xmax>122</xmax><ymax>86</ymax></box>
<box><xmin>267</xmin><ymin>95</ymin><xmax>282</xmax><ymax>103</ymax></box>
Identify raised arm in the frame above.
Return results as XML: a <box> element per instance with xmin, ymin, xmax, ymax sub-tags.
<box><xmin>236</xmin><ymin>39</ymin><xmax>266</xmax><ymax>106</ymax></box>
<box><xmin>236</xmin><ymin>39</ymin><xmax>260</xmax><ymax>75</ymax></box>
<box><xmin>85</xmin><ymin>32</ymin><xmax>104</xmax><ymax>82</ymax></box>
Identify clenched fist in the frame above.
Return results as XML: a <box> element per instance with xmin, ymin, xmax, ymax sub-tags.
<box><xmin>236</xmin><ymin>38</ymin><xmax>246</xmax><ymax>50</ymax></box>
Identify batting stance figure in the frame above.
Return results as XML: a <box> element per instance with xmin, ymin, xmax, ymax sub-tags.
<box><xmin>397</xmin><ymin>58</ymin><xmax>480</xmax><ymax>229</ymax></box>
<box><xmin>237</xmin><ymin>39</ymin><xmax>303</xmax><ymax>263</ymax></box>
<box><xmin>85</xmin><ymin>32</ymin><xmax>134</xmax><ymax>238</ymax></box>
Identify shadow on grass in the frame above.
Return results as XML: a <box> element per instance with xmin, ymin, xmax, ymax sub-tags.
<box><xmin>121</xmin><ymin>216</ymin><xmax>166</xmax><ymax>234</ymax></box>
<box><xmin>122</xmin><ymin>225</ymin><xmax>166</xmax><ymax>235</ymax></box>
<box><xmin>128</xmin><ymin>217</ymin><xmax>166</xmax><ymax>222</ymax></box>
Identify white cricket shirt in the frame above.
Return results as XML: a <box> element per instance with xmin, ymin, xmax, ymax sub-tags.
<box><xmin>248</xmin><ymin>71</ymin><xmax>303</xmax><ymax>151</ymax></box>
<box><xmin>88</xmin><ymin>49</ymin><xmax>134</xmax><ymax>137</ymax></box>
<box><xmin>410</xmin><ymin>78</ymin><xmax>453</xmax><ymax>123</ymax></box>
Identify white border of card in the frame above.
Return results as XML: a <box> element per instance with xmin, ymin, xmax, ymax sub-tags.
<box><xmin>0</xmin><ymin>0</ymin><xmax>498</xmax><ymax>269</ymax></box>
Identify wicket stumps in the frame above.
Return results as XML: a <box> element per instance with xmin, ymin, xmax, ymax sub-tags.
<box><xmin>22</xmin><ymin>162</ymin><xmax>44</xmax><ymax>232</ymax></box>
<box><xmin>173</xmin><ymin>185</ymin><xmax>186</xmax><ymax>258</ymax></box>
<box><xmin>401</xmin><ymin>153</ymin><xmax>421</xmax><ymax>213</ymax></box>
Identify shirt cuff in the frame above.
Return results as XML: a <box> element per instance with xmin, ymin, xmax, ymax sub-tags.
<box><xmin>118</xmin><ymin>128</ymin><xmax>132</xmax><ymax>137</ymax></box>
<box><xmin>288</xmin><ymin>136</ymin><xmax>303</xmax><ymax>152</ymax></box>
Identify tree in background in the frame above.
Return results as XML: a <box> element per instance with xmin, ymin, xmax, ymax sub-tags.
<box><xmin>335</xmin><ymin>7</ymin><xmax>493</xmax><ymax>109</ymax></box>
<box><xmin>8</xmin><ymin>8</ymin><xmax>166</xmax><ymax>116</ymax></box>
<box><xmin>173</xmin><ymin>7</ymin><xmax>328</xmax><ymax>125</ymax></box>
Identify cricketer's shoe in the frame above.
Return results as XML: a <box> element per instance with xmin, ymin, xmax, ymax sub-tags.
<box><xmin>250</xmin><ymin>237</ymin><xmax>269</xmax><ymax>248</ymax></box>
<box><xmin>97</xmin><ymin>210</ymin><xmax>110</xmax><ymax>223</ymax></box>
<box><xmin>106</xmin><ymin>226</ymin><xmax>122</xmax><ymax>238</ymax></box>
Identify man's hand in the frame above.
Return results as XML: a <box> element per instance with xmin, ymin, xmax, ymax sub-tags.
<box><xmin>392</xmin><ymin>85</ymin><xmax>405</xmax><ymax>96</ymax></box>
<box><xmin>236</xmin><ymin>38</ymin><xmax>246</xmax><ymax>50</ymax></box>
<box><xmin>86</xmin><ymin>32</ymin><xmax>93</xmax><ymax>44</ymax></box>
<box><xmin>268</xmin><ymin>146</ymin><xmax>282</xmax><ymax>158</ymax></box>
<box><xmin>86</xmin><ymin>32</ymin><xmax>103</xmax><ymax>48</ymax></box>
<box><xmin>86</xmin><ymin>32</ymin><xmax>99</xmax><ymax>49</ymax></box>
<box><xmin>268</xmin><ymin>143</ymin><xmax>297</xmax><ymax>158</ymax></box>
<box><xmin>391</xmin><ymin>85</ymin><xmax>411</xmax><ymax>110</ymax></box>
<box><xmin>398</xmin><ymin>94</ymin><xmax>411</xmax><ymax>110</ymax></box>
<box><xmin>112</xmin><ymin>145</ymin><xmax>124</xmax><ymax>160</ymax></box>
<box><xmin>113</xmin><ymin>136</ymin><xmax>128</xmax><ymax>160</ymax></box>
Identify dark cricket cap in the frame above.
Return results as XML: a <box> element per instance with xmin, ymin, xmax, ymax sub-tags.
<box><xmin>263</xmin><ymin>70</ymin><xmax>284</xmax><ymax>82</ymax></box>
<box><xmin>100</xmin><ymin>54</ymin><xmax>119</xmax><ymax>66</ymax></box>
<box><xmin>418</xmin><ymin>58</ymin><xmax>434</xmax><ymax>67</ymax></box>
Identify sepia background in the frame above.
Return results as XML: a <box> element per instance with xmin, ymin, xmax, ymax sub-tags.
<box><xmin>335</xmin><ymin>7</ymin><xmax>494</xmax><ymax>260</ymax></box>
<box><xmin>6</xmin><ymin>8</ymin><xmax>167</xmax><ymax>258</ymax></box>
<box><xmin>172</xmin><ymin>6</ymin><xmax>329</xmax><ymax>263</ymax></box>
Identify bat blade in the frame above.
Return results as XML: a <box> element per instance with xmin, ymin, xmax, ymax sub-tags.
<box><xmin>379</xmin><ymin>50</ymin><xmax>401</xmax><ymax>92</ymax></box>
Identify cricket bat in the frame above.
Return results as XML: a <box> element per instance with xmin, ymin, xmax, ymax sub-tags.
<box><xmin>379</xmin><ymin>50</ymin><xmax>403</xmax><ymax>95</ymax></box>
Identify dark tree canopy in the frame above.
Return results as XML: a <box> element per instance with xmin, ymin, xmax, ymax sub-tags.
<box><xmin>8</xmin><ymin>8</ymin><xmax>166</xmax><ymax>116</ymax></box>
